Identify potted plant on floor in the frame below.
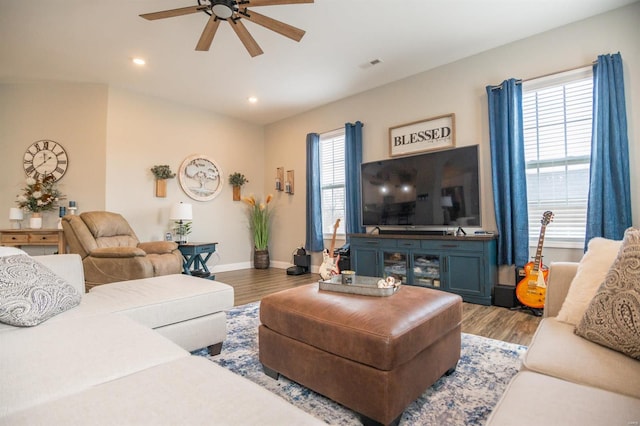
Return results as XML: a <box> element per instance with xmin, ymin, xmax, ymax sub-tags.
<box><xmin>229</xmin><ymin>172</ymin><xmax>248</xmax><ymax>201</ymax></box>
<box><xmin>242</xmin><ymin>194</ymin><xmax>273</xmax><ymax>269</ymax></box>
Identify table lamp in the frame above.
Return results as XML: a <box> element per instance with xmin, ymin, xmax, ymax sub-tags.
<box><xmin>9</xmin><ymin>208</ymin><xmax>23</xmax><ymax>229</ymax></box>
<box><xmin>170</xmin><ymin>202</ymin><xmax>193</xmax><ymax>244</ymax></box>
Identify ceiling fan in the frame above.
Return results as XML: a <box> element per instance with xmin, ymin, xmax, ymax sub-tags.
<box><xmin>140</xmin><ymin>0</ymin><xmax>314</xmax><ymax>57</ymax></box>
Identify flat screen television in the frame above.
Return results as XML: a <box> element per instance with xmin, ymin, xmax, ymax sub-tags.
<box><xmin>361</xmin><ymin>145</ymin><xmax>480</xmax><ymax>228</ymax></box>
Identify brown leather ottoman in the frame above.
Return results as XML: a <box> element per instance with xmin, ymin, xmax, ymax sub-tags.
<box><xmin>259</xmin><ymin>283</ymin><xmax>462</xmax><ymax>426</ymax></box>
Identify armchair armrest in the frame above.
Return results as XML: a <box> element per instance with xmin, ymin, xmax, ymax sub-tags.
<box><xmin>543</xmin><ymin>262</ymin><xmax>579</xmax><ymax>318</ymax></box>
<box><xmin>89</xmin><ymin>247</ymin><xmax>147</xmax><ymax>258</ymax></box>
<box><xmin>137</xmin><ymin>241</ymin><xmax>178</xmax><ymax>255</ymax></box>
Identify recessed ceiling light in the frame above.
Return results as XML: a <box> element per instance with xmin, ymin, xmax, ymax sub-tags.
<box><xmin>248</xmin><ymin>96</ymin><xmax>258</xmax><ymax>104</ymax></box>
<box><xmin>132</xmin><ymin>57</ymin><xmax>146</xmax><ymax>66</ymax></box>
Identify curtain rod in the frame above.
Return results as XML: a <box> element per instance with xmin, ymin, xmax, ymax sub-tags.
<box><xmin>489</xmin><ymin>61</ymin><xmax>596</xmax><ymax>90</ymax></box>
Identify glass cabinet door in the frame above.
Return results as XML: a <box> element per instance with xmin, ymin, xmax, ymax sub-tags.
<box><xmin>412</xmin><ymin>253</ymin><xmax>441</xmax><ymax>288</ymax></box>
<box><xmin>382</xmin><ymin>251</ymin><xmax>408</xmax><ymax>283</ymax></box>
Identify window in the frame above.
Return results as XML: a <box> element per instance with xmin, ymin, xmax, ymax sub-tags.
<box><xmin>522</xmin><ymin>67</ymin><xmax>593</xmax><ymax>248</ymax></box>
<box><xmin>319</xmin><ymin>129</ymin><xmax>346</xmax><ymax>236</ymax></box>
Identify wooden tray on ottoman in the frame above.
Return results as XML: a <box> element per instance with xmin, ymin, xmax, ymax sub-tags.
<box><xmin>318</xmin><ymin>275</ymin><xmax>399</xmax><ymax>297</ymax></box>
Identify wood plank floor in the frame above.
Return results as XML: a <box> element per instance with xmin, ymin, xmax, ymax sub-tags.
<box><xmin>214</xmin><ymin>268</ymin><xmax>541</xmax><ymax>346</ymax></box>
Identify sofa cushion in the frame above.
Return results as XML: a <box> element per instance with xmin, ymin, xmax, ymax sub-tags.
<box><xmin>522</xmin><ymin>318</ymin><xmax>640</xmax><ymax>398</ymax></box>
<box><xmin>0</xmin><ymin>313</ymin><xmax>188</xmax><ymax>417</ymax></box>
<box><xmin>0</xmin><ymin>357</ymin><xmax>325</xmax><ymax>426</ymax></box>
<box><xmin>486</xmin><ymin>371</ymin><xmax>640</xmax><ymax>426</ymax></box>
<box><xmin>556</xmin><ymin>237</ymin><xmax>621</xmax><ymax>325</ymax></box>
<box><xmin>575</xmin><ymin>227</ymin><xmax>640</xmax><ymax>360</ymax></box>
<box><xmin>87</xmin><ymin>274</ymin><xmax>234</xmax><ymax>329</ymax></box>
<box><xmin>0</xmin><ymin>254</ymin><xmax>81</xmax><ymax>326</ymax></box>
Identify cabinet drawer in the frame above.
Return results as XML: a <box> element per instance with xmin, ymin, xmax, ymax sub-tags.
<box><xmin>28</xmin><ymin>233</ymin><xmax>60</xmax><ymax>244</ymax></box>
<box><xmin>396</xmin><ymin>239</ymin><xmax>420</xmax><ymax>249</ymax></box>
<box><xmin>1</xmin><ymin>234</ymin><xmax>29</xmax><ymax>244</ymax></box>
<box><xmin>351</xmin><ymin>238</ymin><xmax>397</xmax><ymax>249</ymax></box>
<box><xmin>421</xmin><ymin>240</ymin><xmax>484</xmax><ymax>251</ymax></box>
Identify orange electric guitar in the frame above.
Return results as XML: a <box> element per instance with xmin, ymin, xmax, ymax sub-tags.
<box><xmin>319</xmin><ymin>219</ymin><xmax>341</xmax><ymax>280</ymax></box>
<box><xmin>515</xmin><ymin>211</ymin><xmax>554</xmax><ymax>309</ymax></box>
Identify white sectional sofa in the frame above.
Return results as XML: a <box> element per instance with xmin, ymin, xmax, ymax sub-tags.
<box><xmin>0</xmin><ymin>252</ymin><xmax>324</xmax><ymax>425</ymax></box>
<box><xmin>487</xmin><ymin>261</ymin><xmax>640</xmax><ymax>425</ymax></box>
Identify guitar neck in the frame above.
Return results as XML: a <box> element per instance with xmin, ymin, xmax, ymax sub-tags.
<box><xmin>532</xmin><ymin>224</ymin><xmax>547</xmax><ymax>273</ymax></box>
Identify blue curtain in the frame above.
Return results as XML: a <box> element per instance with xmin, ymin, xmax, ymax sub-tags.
<box><xmin>345</xmin><ymin>121</ymin><xmax>365</xmax><ymax>236</ymax></box>
<box><xmin>486</xmin><ymin>79</ymin><xmax>530</xmax><ymax>266</ymax></box>
<box><xmin>585</xmin><ymin>53</ymin><xmax>631</xmax><ymax>247</ymax></box>
<box><xmin>305</xmin><ymin>133</ymin><xmax>324</xmax><ymax>252</ymax></box>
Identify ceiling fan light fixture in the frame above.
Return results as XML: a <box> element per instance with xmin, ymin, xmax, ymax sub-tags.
<box><xmin>211</xmin><ymin>0</ymin><xmax>235</xmax><ymax>19</ymax></box>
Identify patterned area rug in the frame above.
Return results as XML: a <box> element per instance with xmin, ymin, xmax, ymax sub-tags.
<box><xmin>194</xmin><ymin>302</ymin><xmax>526</xmax><ymax>425</ymax></box>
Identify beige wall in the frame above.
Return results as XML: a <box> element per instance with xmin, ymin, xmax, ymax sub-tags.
<box><xmin>0</xmin><ymin>82</ymin><xmax>108</xmax><ymax>255</ymax></box>
<box><xmin>103</xmin><ymin>88</ymin><xmax>265</xmax><ymax>270</ymax></box>
<box><xmin>263</xmin><ymin>3</ymin><xmax>640</xmax><ymax>273</ymax></box>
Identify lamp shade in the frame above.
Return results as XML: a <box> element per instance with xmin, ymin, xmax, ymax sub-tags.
<box><xmin>170</xmin><ymin>202</ymin><xmax>193</xmax><ymax>221</ymax></box>
<box><xmin>9</xmin><ymin>208</ymin><xmax>23</xmax><ymax>220</ymax></box>
<box><xmin>440</xmin><ymin>196</ymin><xmax>454</xmax><ymax>208</ymax></box>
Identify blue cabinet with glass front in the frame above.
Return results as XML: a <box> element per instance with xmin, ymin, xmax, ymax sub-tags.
<box><xmin>350</xmin><ymin>234</ymin><xmax>497</xmax><ymax>305</ymax></box>
<box><xmin>177</xmin><ymin>242</ymin><xmax>218</xmax><ymax>279</ymax></box>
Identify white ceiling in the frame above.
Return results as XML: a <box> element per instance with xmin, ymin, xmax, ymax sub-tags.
<box><xmin>0</xmin><ymin>0</ymin><xmax>635</xmax><ymax>125</ymax></box>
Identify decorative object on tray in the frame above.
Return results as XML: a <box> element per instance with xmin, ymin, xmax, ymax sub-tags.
<box><xmin>150</xmin><ymin>165</ymin><xmax>176</xmax><ymax>198</ymax></box>
<box><xmin>341</xmin><ymin>270</ymin><xmax>355</xmax><ymax>284</ymax></box>
<box><xmin>377</xmin><ymin>276</ymin><xmax>400</xmax><ymax>289</ymax></box>
<box><xmin>319</xmin><ymin>275</ymin><xmax>400</xmax><ymax>297</ymax></box>
<box><xmin>242</xmin><ymin>194</ymin><xmax>273</xmax><ymax>269</ymax></box>
<box><xmin>178</xmin><ymin>154</ymin><xmax>223</xmax><ymax>201</ymax></box>
<box><xmin>389</xmin><ymin>113</ymin><xmax>455</xmax><ymax>157</ymax></box>
<box><xmin>15</xmin><ymin>175</ymin><xmax>65</xmax><ymax>229</ymax></box>
<box><xmin>228</xmin><ymin>172</ymin><xmax>249</xmax><ymax>201</ymax></box>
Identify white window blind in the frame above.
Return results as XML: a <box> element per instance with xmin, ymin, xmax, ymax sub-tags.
<box><xmin>523</xmin><ymin>67</ymin><xmax>593</xmax><ymax>248</ymax></box>
<box><xmin>319</xmin><ymin>129</ymin><xmax>346</xmax><ymax>235</ymax></box>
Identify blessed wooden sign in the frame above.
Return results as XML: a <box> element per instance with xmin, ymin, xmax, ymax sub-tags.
<box><xmin>389</xmin><ymin>114</ymin><xmax>455</xmax><ymax>157</ymax></box>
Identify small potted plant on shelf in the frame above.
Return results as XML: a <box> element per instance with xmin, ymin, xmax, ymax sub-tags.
<box><xmin>150</xmin><ymin>165</ymin><xmax>176</xmax><ymax>198</ymax></box>
<box><xmin>228</xmin><ymin>172</ymin><xmax>249</xmax><ymax>201</ymax></box>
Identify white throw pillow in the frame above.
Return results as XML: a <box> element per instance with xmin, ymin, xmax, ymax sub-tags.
<box><xmin>555</xmin><ymin>237</ymin><xmax>622</xmax><ymax>325</ymax></box>
<box><xmin>0</xmin><ymin>254</ymin><xmax>81</xmax><ymax>326</ymax></box>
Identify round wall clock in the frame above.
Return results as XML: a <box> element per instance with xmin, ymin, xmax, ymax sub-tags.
<box><xmin>178</xmin><ymin>154</ymin><xmax>223</xmax><ymax>201</ymax></box>
<box><xmin>23</xmin><ymin>139</ymin><xmax>69</xmax><ymax>181</ymax></box>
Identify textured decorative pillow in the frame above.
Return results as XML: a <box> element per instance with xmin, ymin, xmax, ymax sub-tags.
<box><xmin>575</xmin><ymin>228</ymin><xmax>640</xmax><ymax>360</ymax></box>
<box><xmin>0</xmin><ymin>254</ymin><xmax>81</xmax><ymax>327</ymax></box>
<box><xmin>556</xmin><ymin>237</ymin><xmax>622</xmax><ymax>325</ymax></box>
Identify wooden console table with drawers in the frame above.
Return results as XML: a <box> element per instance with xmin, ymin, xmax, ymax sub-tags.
<box><xmin>0</xmin><ymin>228</ymin><xmax>66</xmax><ymax>254</ymax></box>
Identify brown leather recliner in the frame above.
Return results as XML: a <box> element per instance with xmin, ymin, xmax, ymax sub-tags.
<box><xmin>62</xmin><ymin>211</ymin><xmax>183</xmax><ymax>291</ymax></box>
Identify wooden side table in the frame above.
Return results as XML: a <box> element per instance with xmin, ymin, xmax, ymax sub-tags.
<box><xmin>0</xmin><ymin>228</ymin><xmax>66</xmax><ymax>254</ymax></box>
<box><xmin>177</xmin><ymin>242</ymin><xmax>218</xmax><ymax>279</ymax></box>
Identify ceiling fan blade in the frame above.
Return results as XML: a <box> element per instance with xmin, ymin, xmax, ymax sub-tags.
<box><xmin>196</xmin><ymin>16</ymin><xmax>221</xmax><ymax>51</ymax></box>
<box><xmin>241</xmin><ymin>0</ymin><xmax>313</xmax><ymax>6</ymax></box>
<box><xmin>229</xmin><ymin>19</ymin><xmax>264</xmax><ymax>57</ymax></box>
<box><xmin>140</xmin><ymin>5</ymin><xmax>208</xmax><ymax>21</ymax></box>
<box><xmin>241</xmin><ymin>9</ymin><xmax>305</xmax><ymax>41</ymax></box>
